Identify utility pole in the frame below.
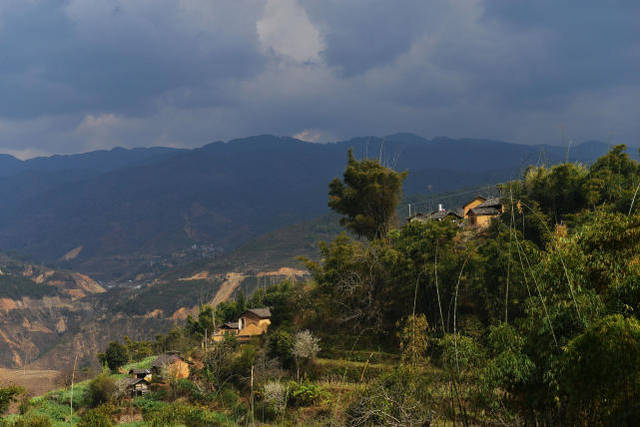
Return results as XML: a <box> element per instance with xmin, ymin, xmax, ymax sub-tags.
<box><xmin>70</xmin><ymin>354</ymin><xmax>78</xmax><ymax>424</ymax></box>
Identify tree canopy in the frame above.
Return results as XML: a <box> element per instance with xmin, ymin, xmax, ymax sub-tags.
<box><xmin>328</xmin><ymin>149</ymin><xmax>407</xmax><ymax>240</ymax></box>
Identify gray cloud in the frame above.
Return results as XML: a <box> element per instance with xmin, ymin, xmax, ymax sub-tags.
<box><xmin>0</xmin><ymin>0</ymin><xmax>638</xmax><ymax>157</ymax></box>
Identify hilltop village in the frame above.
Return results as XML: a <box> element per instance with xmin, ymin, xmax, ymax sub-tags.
<box><xmin>408</xmin><ymin>195</ymin><xmax>503</xmax><ymax>229</ymax></box>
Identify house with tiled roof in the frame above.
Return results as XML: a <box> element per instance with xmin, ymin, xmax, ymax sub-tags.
<box><xmin>464</xmin><ymin>196</ymin><xmax>503</xmax><ymax>229</ymax></box>
<box><xmin>213</xmin><ymin>308</ymin><xmax>272</xmax><ymax>342</ymax></box>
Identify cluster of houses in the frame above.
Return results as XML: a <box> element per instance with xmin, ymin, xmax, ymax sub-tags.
<box><xmin>122</xmin><ymin>309</ymin><xmax>273</xmax><ymax>397</ymax></box>
<box><xmin>408</xmin><ymin>195</ymin><xmax>504</xmax><ymax>229</ymax></box>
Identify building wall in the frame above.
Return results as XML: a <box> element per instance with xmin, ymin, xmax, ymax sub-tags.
<box><xmin>471</xmin><ymin>214</ymin><xmax>494</xmax><ymax>229</ymax></box>
<box><xmin>239</xmin><ymin>315</ymin><xmax>271</xmax><ymax>335</ymax></box>
<box><xmin>167</xmin><ymin>360</ymin><xmax>190</xmax><ymax>379</ymax></box>
<box><xmin>463</xmin><ymin>198</ymin><xmax>486</xmax><ymax>217</ymax></box>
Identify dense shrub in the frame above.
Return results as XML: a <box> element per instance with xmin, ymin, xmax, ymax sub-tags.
<box><xmin>83</xmin><ymin>374</ymin><xmax>117</xmax><ymax>408</ymax></box>
<box><xmin>287</xmin><ymin>381</ymin><xmax>326</xmax><ymax>407</ymax></box>
<box><xmin>77</xmin><ymin>404</ymin><xmax>114</xmax><ymax>427</ymax></box>
<box><xmin>560</xmin><ymin>314</ymin><xmax>640</xmax><ymax>424</ymax></box>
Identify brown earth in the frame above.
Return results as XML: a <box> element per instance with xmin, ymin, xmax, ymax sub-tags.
<box><xmin>256</xmin><ymin>267</ymin><xmax>307</xmax><ymax>277</ymax></box>
<box><xmin>211</xmin><ymin>272</ymin><xmax>246</xmax><ymax>307</ymax></box>
<box><xmin>0</xmin><ymin>368</ymin><xmax>59</xmax><ymax>396</ymax></box>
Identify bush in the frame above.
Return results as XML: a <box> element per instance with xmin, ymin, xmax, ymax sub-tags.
<box><xmin>174</xmin><ymin>379</ymin><xmax>209</xmax><ymax>403</ymax></box>
<box><xmin>560</xmin><ymin>314</ymin><xmax>640</xmax><ymax>424</ymax></box>
<box><xmin>268</xmin><ymin>330</ymin><xmax>294</xmax><ymax>368</ymax></box>
<box><xmin>346</xmin><ymin>366</ymin><xmax>433</xmax><ymax>426</ymax></box>
<box><xmin>83</xmin><ymin>374</ymin><xmax>117</xmax><ymax>408</ymax></box>
<box><xmin>261</xmin><ymin>380</ymin><xmax>287</xmax><ymax>417</ymax></box>
<box><xmin>7</xmin><ymin>415</ymin><xmax>52</xmax><ymax>427</ymax></box>
<box><xmin>142</xmin><ymin>402</ymin><xmax>229</xmax><ymax>427</ymax></box>
<box><xmin>0</xmin><ymin>385</ymin><xmax>25</xmax><ymax>414</ymax></box>
<box><xmin>287</xmin><ymin>381</ymin><xmax>326</xmax><ymax>407</ymax></box>
<box><xmin>78</xmin><ymin>404</ymin><xmax>114</xmax><ymax>427</ymax></box>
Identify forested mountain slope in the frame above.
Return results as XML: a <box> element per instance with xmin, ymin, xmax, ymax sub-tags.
<box><xmin>0</xmin><ymin>134</ymin><xmax>615</xmax><ymax>280</ymax></box>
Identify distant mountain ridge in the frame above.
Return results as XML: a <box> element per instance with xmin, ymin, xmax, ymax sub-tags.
<box><xmin>0</xmin><ymin>134</ymin><xmax>619</xmax><ymax>279</ymax></box>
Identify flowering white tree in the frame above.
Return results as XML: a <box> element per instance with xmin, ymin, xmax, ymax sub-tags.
<box><xmin>262</xmin><ymin>380</ymin><xmax>288</xmax><ymax>416</ymax></box>
<box><xmin>292</xmin><ymin>330</ymin><xmax>320</xmax><ymax>380</ymax></box>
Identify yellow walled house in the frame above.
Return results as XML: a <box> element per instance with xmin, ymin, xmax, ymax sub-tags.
<box><xmin>238</xmin><ymin>308</ymin><xmax>272</xmax><ymax>339</ymax></box>
<box><xmin>150</xmin><ymin>353</ymin><xmax>191</xmax><ymax>380</ymax></box>
<box><xmin>463</xmin><ymin>197</ymin><xmax>503</xmax><ymax>229</ymax></box>
<box><xmin>463</xmin><ymin>196</ymin><xmax>488</xmax><ymax>217</ymax></box>
<box><xmin>213</xmin><ymin>308</ymin><xmax>272</xmax><ymax>342</ymax></box>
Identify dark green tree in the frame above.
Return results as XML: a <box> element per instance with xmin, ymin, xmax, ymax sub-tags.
<box><xmin>98</xmin><ymin>341</ymin><xmax>129</xmax><ymax>372</ymax></box>
<box><xmin>561</xmin><ymin>314</ymin><xmax>640</xmax><ymax>424</ymax></box>
<box><xmin>329</xmin><ymin>149</ymin><xmax>407</xmax><ymax>240</ymax></box>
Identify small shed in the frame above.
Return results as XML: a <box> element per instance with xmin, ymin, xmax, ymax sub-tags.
<box><xmin>125</xmin><ymin>377</ymin><xmax>150</xmax><ymax>397</ymax></box>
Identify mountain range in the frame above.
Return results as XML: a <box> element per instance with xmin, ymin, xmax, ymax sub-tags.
<box><xmin>0</xmin><ymin>133</ymin><xmax>618</xmax><ymax>280</ymax></box>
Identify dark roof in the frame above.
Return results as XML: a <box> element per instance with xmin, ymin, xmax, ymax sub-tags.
<box><xmin>469</xmin><ymin>207</ymin><xmax>501</xmax><ymax>216</ymax></box>
<box><xmin>151</xmin><ymin>354</ymin><xmax>183</xmax><ymax>368</ymax></box>
<box><xmin>128</xmin><ymin>369</ymin><xmax>151</xmax><ymax>375</ymax></box>
<box><xmin>477</xmin><ymin>198</ymin><xmax>501</xmax><ymax>208</ymax></box>
<box><xmin>429</xmin><ymin>210</ymin><xmax>462</xmax><ymax>220</ymax></box>
<box><xmin>124</xmin><ymin>377</ymin><xmax>149</xmax><ymax>387</ymax></box>
<box><xmin>220</xmin><ymin>322</ymin><xmax>239</xmax><ymax>329</ymax></box>
<box><xmin>242</xmin><ymin>308</ymin><xmax>271</xmax><ymax>318</ymax></box>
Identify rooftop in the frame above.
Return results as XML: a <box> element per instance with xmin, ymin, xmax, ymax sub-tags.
<box><xmin>243</xmin><ymin>308</ymin><xmax>272</xmax><ymax>318</ymax></box>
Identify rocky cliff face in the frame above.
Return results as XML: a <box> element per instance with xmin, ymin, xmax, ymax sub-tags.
<box><xmin>0</xmin><ymin>255</ymin><xmax>106</xmax><ymax>367</ymax></box>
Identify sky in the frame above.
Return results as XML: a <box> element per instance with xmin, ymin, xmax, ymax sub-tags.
<box><xmin>0</xmin><ymin>0</ymin><xmax>638</xmax><ymax>158</ymax></box>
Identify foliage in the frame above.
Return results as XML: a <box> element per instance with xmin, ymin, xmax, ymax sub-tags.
<box><xmin>397</xmin><ymin>314</ymin><xmax>430</xmax><ymax>367</ymax></box>
<box><xmin>200</xmin><ymin>339</ymin><xmax>236</xmax><ymax>391</ymax></box>
<box><xmin>0</xmin><ymin>276</ymin><xmax>59</xmax><ymax>299</ymax></box>
<box><xmin>83</xmin><ymin>374</ymin><xmax>117</xmax><ymax>408</ymax></box>
<box><xmin>98</xmin><ymin>341</ymin><xmax>129</xmax><ymax>372</ymax></box>
<box><xmin>346</xmin><ymin>366</ymin><xmax>432</xmax><ymax>426</ymax></box>
<box><xmin>5</xmin><ymin>414</ymin><xmax>52</xmax><ymax>427</ymax></box>
<box><xmin>261</xmin><ymin>380</ymin><xmax>287</xmax><ymax>417</ymax></box>
<box><xmin>560</xmin><ymin>314</ymin><xmax>640</xmax><ymax>424</ymax></box>
<box><xmin>0</xmin><ymin>385</ymin><xmax>24</xmax><ymax>414</ymax></box>
<box><xmin>123</xmin><ymin>336</ymin><xmax>154</xmax><ymax>362</ymax></box>
<box><xmin>141</xmin><ymin>402</ymin><xmax>230</xmax><ymax>427</ymax></box>
<box><xmin>292</xmin><ymin>330</ymin><xmax>320</xmax><ymax>361</ymax></box>
<box><xmin>267</xmin><ymin>329</ymin><xmax>294</xmax><ymax>369</ymax></box>
<box><xmin>287</xmin><ymin>381</ymin><xmax>326</xmax><ymax>407</ymax></box>
<box><xmin>292</xmin><ymin>330</ymin><xmax>320</xmax><ymax>380</ymax></box>
<box><xmin>63</xmin><ymin>144</ymin><xmax>640</xmax><ymax>425</ymax></box>
<box><xmin>329</xmin><ymin>149</ymin><xmax>407</xmax><ymax>240</ymax></box>
<box><xmin>77</xmin><ymin>404</ymin><xmax>114</xmax><ymax>427</ymax></box>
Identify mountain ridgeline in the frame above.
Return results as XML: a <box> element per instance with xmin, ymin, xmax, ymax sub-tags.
<box><xmin>0</xmin><ymin>134</ymin><xmax>615</xmax><ymax>279</ymax></box>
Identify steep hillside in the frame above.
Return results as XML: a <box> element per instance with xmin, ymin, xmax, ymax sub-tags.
<box><xmin>0</xmin><ymin>253</ymin><xmax>105</xmax><ymax>367</ymax></box>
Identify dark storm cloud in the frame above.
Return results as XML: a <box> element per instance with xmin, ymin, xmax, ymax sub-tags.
<box><xmin>0</xmin><ymin>1</ymin><xmax>265</xmax><ymax>118</ymax></box>
<box><xmin>479</xmin><ymin>0</ymin><xmax>640</xmax><ymax>108</ymax></box>
<box><xmin>0</xmin><ymin>0</ymin><xmax>638</xmax><ymax>156</ymax></box>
